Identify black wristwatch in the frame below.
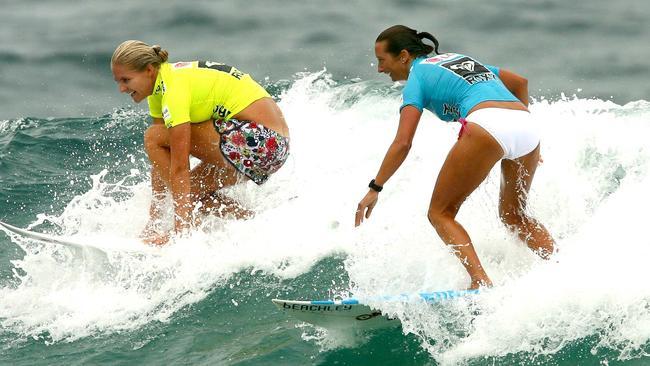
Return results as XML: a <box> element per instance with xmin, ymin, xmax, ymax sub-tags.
<box><xmin>368</xmin><ymin>179</ymin><xmax>383</xmax><ymax>192</ymax></box>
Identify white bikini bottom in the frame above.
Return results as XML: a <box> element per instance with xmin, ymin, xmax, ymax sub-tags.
<box><xmin>465</xmin><ymin>108</ymin><xmax>540</xmax><ymax>160</ymax></box>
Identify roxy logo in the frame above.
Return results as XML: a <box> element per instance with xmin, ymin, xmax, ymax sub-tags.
<box><xmin>442</xmin><ymin>57</ymin><xmax>494</xmax><ymax>85</ymax></box>
<box><xmin>450</xmin><ymin>61</ymin><xmax>475</xmax><ymax>72</ymax></box>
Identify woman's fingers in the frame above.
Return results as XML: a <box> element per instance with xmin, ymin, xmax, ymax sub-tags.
<box><xmin>355</xmin><ymin>204</ymin><xmax>365</xmax><ymax>227</ymax></box>
<box><xmin>355</xmin><ymin>191</ymin><xmax>379</xmax><ymax>227</ymax></box>
<box><xmin>365</xmin><ymin>203</ymin><xmax>374</xmax><ymax>219</ymax></box>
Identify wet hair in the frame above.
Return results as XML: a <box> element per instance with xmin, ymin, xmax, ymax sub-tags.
<box><xmin>111</xmin><ymin>40</ymin><xmax>169</xmax><ymax>71</ymax></box>
<box><xmin>376</xmin><ymin>25</ymin><xmax>440</xmax><ymax>58</ymax></box>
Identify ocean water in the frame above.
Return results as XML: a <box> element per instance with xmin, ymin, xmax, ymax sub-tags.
<box><xmin>1</xmin><ymin>1</ymin><xmax>650</xmax><ymax>365</ymax></box>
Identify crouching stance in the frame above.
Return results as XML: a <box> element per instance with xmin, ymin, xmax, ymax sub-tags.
<box><xmin>111</xmin><ymin>41</ymin><xmax>290</xmax><ymax>245</ymax></box>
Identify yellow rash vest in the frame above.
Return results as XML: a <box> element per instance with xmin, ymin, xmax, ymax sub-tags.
<box><xmin>147</xmin><ymin>61</ymin><xmax>270</xmax><ymax>128</ymax></box>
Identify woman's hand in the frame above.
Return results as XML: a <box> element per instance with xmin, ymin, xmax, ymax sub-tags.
<box><xmin>355</xmin><ymin>190</ymin><xmax>379</xmax><ymax>227</ymax></box>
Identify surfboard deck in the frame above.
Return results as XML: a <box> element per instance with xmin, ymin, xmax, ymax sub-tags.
<box><xmin>0</xmin><ymin>220</ymin><xmax>158</xmax><ymax>255</ymax></box>
<box><xmin>272</xmin><ymin>289</ymin><xmax>479</xmax><ymax>329</ymax></box>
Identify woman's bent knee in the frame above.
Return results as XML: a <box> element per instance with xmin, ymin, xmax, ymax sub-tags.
<box><xmin>144</xmin><ymin>125</ymin><xmax>168</xmax><ymax>154</ymax></box>
<box><xmin>427</xmin><ymin>208</ymin><xmax>453</xmax><ymax>230</ymax></box>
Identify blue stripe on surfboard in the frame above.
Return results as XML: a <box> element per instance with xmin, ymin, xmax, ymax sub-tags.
<box><xmin>310</xmin><ymin>299</ymin><xmax>360</xmax><ymax>305</ymax></box>
<box><xmin>309</xmin><ymin>289</ymin><xmax>479</xmax><ymax>305</ymax></box>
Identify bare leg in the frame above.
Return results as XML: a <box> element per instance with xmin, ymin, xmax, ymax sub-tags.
<box><xmin>141</xmin><ymin>166</ymin><xmax>168</xmax><ymax>234</ymax></box>
<box><xmin>143</xmin><ymin>122</ymin><xmax>251</xmax><ymax>226</ymax></box>
<box><xmin>499</xmin><ymin>145</ymin><xmax>555</xmax><ymax>258</ymax></box>
<box><xmin>144</xmin><ymin>123</ymin><xmax>173</xmax><ymax>185</ymax></box>
<box><xmin>427</xmin><ymin>122</ymin><xmax>504</xmax><ymax>289</ymax></box>
<box><xmin>141</xmin><ymin>124</ymin><xmax>173</xmax><ymax>238</ymax></box>
<box><xmin>189</xmin><ymin>162</ymin><xmax>253</xmax><ymax>220</ymax></box>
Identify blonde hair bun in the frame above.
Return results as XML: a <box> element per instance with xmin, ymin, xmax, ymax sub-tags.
<box><xmin>111</xmin><ymin>40</ymin><xmax>169</xmax><ymax>70</ymax></box>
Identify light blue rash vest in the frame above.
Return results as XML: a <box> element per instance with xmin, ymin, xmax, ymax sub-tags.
<box><xmin>400</xmin><ymin>53</ymin><xmax>520</xmax><ymax>121</ymax></box>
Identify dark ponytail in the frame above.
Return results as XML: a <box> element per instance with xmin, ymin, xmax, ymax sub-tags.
<box><xmin>376</xmin><ymin>25</ymin><xmax>440</xmax><ymax>58</ymax></box>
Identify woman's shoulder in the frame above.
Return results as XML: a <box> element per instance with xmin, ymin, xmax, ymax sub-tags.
<box><xmin>161</xmin><ymin>61</ymin><xmax>197</xmax><ymax>74</ymax></box>
<box><xmin>158</xmin><ymin>62</ymin><xmax>201</xmax><ymax>87</ymax></box>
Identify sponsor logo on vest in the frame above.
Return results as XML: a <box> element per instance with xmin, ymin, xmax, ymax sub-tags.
<box><xmin>154</xmin><ymin>81</ymin><xmax>166</xmax><ymax>95</ymax></box>
<box><xmin>162</xmin><ymin>106</ymin><xmax>171</xmax><ymax>121</ymax></box>
<box><xmin>442</xmin><ymin>56</ymin><xmax>495</xmax><ymax>85</ymax></box>
<box><xmin>199</xmin><ymin>61</ymin><xmax>244</xmax><ymax>80</ymax></box>
<box><xmin>173</xmin><ymin>61</ymin><xmax>192</xmax><ymax>69</ymax></box>
<box><xmin>421</xmin><ymin>53</ymin><xmax>457</xmax><ymax>64</ymax></box>
<box><xmin>450</xmin><ymin>61</ymin><xmax>475</xmax><ymax>72</ymax></box>
<box><xmin>443</xmin><ymin>103</ymin><xmax>460</xmax><ymax>119</ymax></box>
<box><xmin>213</xmin><ymin>105</ymin><xmax>232</xmax><ymax>119</ymax></box>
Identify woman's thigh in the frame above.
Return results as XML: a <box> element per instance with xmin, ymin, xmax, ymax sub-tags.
<box><xmin>189</xmin><ymin>121</ymin><xmax>228</xmax><ymax>165</ymax></box>
<box><xmin>190</xmin><ymin>161</ymin><xmax>240</xmax><ymax>199</ymax></box>
<box><xmin>429</xmin><ymin>122</ymin><xmax>504</xmax><ymax>217</ymax></box>
<box><xmin>499</xmin><ymin>144</ymin><xmax>540</xmax><ymax>216</ymax></box>
<box><xmin>145</xmin><ymin>121</ymin><xmax>240</xmax><ymax>192</ymax></box>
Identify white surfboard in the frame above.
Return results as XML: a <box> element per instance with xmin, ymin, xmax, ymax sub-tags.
<box><xmin>272</xmin><ymin>289</ymin><xmax>479</xmax><ymax>329</ymax></box>
<box><xmin>0</xmin><ymin>220</ymin><xmax>158</xmax><ymax>255</ymax></box>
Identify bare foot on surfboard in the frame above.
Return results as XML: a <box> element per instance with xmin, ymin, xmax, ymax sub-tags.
<box><xmin>469</xmin><ymin>277</ymin><xmax>493</xmax><ymax>290</ymax></box>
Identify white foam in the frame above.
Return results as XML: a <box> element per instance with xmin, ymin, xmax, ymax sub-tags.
<box><xmin>1</xmin><ymin>73</ymin><xmax>649</xmax><ymax>363</ymax></box>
